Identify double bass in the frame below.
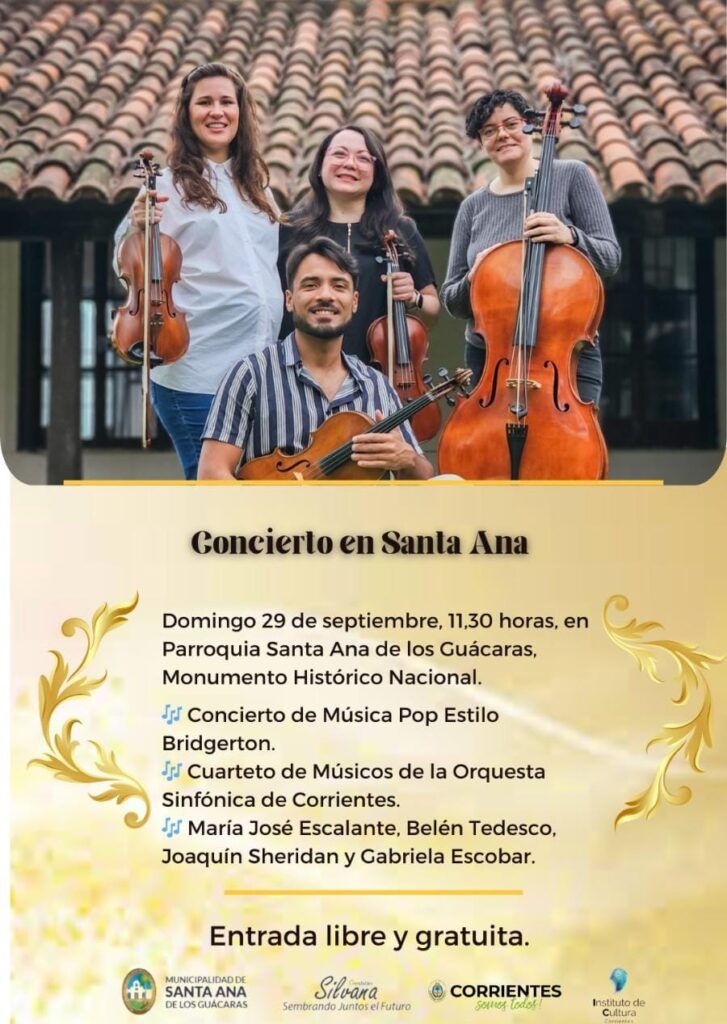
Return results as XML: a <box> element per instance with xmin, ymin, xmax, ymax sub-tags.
<box><xmin>112</xmin><ymin>150</ymin><xmax>189</xmax><ymax>447</ymax></box>
<box><xmin>366</xmin><ymin>230</ymin><xmax>440</xmax><ymax>442</ymax></box>
<box><xmin>438</xmin><ymin>83</ymin><xmax>608</xmax><ymax>480</ymax></box>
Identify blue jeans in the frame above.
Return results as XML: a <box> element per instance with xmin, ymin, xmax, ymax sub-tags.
<box><xmin>151</xmin><ymin>382</ymin><xmax>214</xmax><ymax>480</ymax></box>
<box><xmin>465</xmin><ymin>340</ymin><xmax>602</xmax><ymax>407</ymax></box>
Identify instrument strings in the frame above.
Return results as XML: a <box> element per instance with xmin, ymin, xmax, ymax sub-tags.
<box><xmin>303</xmin><ymin>381</ymin><xmax>450</xmax><ymax>480</ymax></box>
<box><xmin>512</xmin><ymin>186</ymin><xmax>531</xmax><ymax>419</ymax></box>
<box><xmin>391</xmin><ymin>247</ymin><xmax>415</xmax><ymax>387</ymax></box>
<box><xmin>513</xmin><ymin>123</ymin><xmax>558</xmax><ymax>422</ymax></box>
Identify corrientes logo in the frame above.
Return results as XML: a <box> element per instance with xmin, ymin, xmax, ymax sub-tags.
<box><xmin>429</xmin><ymin>980</ymin><xmax>446</xmax><ymax>1001</ymax></box>
<box><xmin>122</xmin><ymin>968</ymin><xmax>156</xmax><ymax>1015</ymax></box>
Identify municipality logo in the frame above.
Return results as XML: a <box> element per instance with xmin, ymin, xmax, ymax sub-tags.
<box><xmin>122</xmin><ymin>968</ymin><xmax>156</xmax><ymax>1015</ymax></box>
<box><xmin>610</xmin><ymin>968</ymin><xmax>628</xmax><ymax>993</ymax></box>
<box><xmin>429</xmin><ymin>980</ymin><xmax>446</xmax><ymax>1001</ymax></box>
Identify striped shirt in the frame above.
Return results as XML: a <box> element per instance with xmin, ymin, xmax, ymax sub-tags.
<box><xmin>202</xmin><ymin>333</ymin><xmax>422</xmax><ymax>464</ymax></box>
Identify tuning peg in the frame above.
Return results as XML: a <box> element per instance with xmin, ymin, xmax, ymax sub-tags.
<box><xmin>437</xmin><ymin>367</ymin><xmax>449</xmax><ymax>380</ymax></box>
<box><xmin>522</xmin><ymin>123</ymin><xmax>536</xmax><ymax>135</ymax></box>
<box><xmin>572</xmin><ymin>104</ymin><xmax>586</xmax><ymax>115</ymax></box>
<box><xmin>568</xmin><ymin>117</ymin><xmax>582</xmax><ymax>129</ymax></box>
<box><xmin>423</xmin><ymin>373</ymin><xmax>433</xmax><ymax>386</ymax></box>
<box><xmin>445</xmin><ymin>395</ymin><xmax>456</xmax><ymax>407</ymax></box>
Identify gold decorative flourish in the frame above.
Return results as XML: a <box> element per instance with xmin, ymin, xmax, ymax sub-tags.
<box><xmin>603</xmin><ymin>594</ymin><xmax>722</xmax><ymax>828</ymax></box>
<box><xmin>29</xmin><ymin>594</ymin><xmax>150</xmax><ymax>829</ymax></box>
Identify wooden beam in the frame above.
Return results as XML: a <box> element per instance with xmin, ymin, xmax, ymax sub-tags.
<box><xmin>18</xmin><ymin>242</ymin><xmax>44</xmax><ymax>449</ymax></box>
<box><xmin>47</xmin><ymin>232</ymin><xmax>83</xmax><ymax>483</ymax></box>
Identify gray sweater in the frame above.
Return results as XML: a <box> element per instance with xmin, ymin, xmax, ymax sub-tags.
<box><xmin>441</xmin><ymin>161</ymin><xmax>621</xmax><ymax>386</ymax></box>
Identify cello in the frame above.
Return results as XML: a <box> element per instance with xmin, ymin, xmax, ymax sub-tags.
<box><xmin>366</xmin><ymin>230</ymin><xmax>441</xmax><ymax>442</ymax></box>
<box><xmin>437</xmin><ymin>83</ymin><xmax>608</xmax><ymax>480</ymax></box>
<box><xmin>112</xmin><ymin>150</ymin><xmax>189</xmax><ymax>447</ymax></box>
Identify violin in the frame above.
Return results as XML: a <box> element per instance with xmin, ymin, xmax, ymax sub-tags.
<box><xmin>112</xmin><ymin>150</ymin><xmax>189</xmax><ymax>446</ymax></box>
<box><xmin>238</xmin><ymin>369</ymin><xmax>470</xmax><ymax>481</ymax></box>
<box><xmin>366</xmin><ymin>230</ymin><xmax>440</xmax><ymax>442</ymax></box>
<box><xmin>437</xmin><ymin>83</ymin><xmax>607</xmax><ymax>480</ymax></box>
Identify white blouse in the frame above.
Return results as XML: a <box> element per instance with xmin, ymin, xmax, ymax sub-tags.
<box><xmin>114</xmin><ymin>160</ymin><xmax>283</xmax><ymax>394</ymax></box>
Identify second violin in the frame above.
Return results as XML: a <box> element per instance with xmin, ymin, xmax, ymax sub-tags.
<box><xmin>366</xmin><ymin>230</ymin><xmax>441</xmax><ymax>442</ymax></box>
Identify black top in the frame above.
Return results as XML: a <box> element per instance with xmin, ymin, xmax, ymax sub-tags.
<box><xmin>278</xmin><ymin>218</ymin><xmax>436</xmax><ymax>363</ymax></box>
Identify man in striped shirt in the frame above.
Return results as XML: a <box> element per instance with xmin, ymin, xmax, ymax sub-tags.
<box><xmin>198</xmin><ymin>237</ymin><xmax>433</xmax><ymax>480</ymax></box>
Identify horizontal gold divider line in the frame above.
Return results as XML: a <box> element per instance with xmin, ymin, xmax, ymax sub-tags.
<box><xmin>224</xmin><ymin>889</ymin><xmax>524</xmax><ymax>896</ymax></box>
<box><xmin>64</xmin><ymin>479</ymin><xmax>663</xmax><ymax>487</ymax></box>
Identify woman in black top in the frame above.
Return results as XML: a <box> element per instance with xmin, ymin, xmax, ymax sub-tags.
<box><xmin>278</xmin><ymin>125</ymin><xmax>440</xmax><ymax>362</ymax></box>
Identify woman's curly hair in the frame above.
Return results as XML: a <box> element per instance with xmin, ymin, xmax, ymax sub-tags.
<box><xmin>465</xmin><ymin>90</ymin><xmax>531</xmax><ymax>139</ymax></box>
<box><xmin>169</xmin><ymin>62</ymin><xmax>276</xmax><ymax>221</ymax></box>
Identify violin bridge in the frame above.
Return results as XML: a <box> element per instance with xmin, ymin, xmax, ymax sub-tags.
<box><xmin>505</xmin><ymin>378</ymin><xmax>541</xmax><ymax>389</ymax></box>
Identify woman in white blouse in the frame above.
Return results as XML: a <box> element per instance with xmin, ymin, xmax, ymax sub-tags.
<box><xmin>115</xmin><ymin>63</ymin><xmax>282</xmax><ymax>479</ymax></box>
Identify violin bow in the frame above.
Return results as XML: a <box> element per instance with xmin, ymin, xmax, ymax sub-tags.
<box><xmin>141</xmin><ymin>172</ymin><xmax>152</xmax><ymax>449</ymax></box>
<box><xmin>384</xmin><ymin>241</ymin><xmax>395</xmax><ymax>387</ymax></box>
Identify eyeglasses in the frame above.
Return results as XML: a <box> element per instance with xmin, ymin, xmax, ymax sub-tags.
<box><xmin>326</xmin><ymin>148</ymin><xmax>377</xmax><ymax>169</ymax></box>
<box><xmin>480</xmin><ymin>117</ymin><xmax>525</xmax><ymax>141</ymax></box>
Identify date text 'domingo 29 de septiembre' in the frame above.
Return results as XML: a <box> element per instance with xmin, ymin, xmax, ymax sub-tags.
<box><xmin>159</xmin><ymin>609</ymin><xmax>586</xmax><ymax>675</ymax></box>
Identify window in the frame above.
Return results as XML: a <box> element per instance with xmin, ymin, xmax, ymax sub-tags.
<box><xmin>600</xmin><ymin>232</ymin><xmax>717</xmax><ymax>448</ymax></box>
<box><xmin>21</xmin><ymin>240</ymin><xmax>170</xmax><ymax>448</ymax></box>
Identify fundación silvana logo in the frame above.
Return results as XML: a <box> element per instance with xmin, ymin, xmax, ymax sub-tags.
<box><xmin>428</xmin><ymin>980</ymin><xmax>446</xmax><ymax>1001</ymax></box>
<box><xmin>610</xmin><ymin>968</ymin><xmax>628</xmax><ymax>993</ymax></box>
<box><xmin>122</xmin><ymin>968</ymin><xmax>157</xmax><ymax>1015</ymax></box>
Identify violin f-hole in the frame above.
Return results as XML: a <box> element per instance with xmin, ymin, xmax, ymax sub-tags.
<box><xmin>478</xmin><ymin>357</ymin><xmax>509</xmax><ymax>409</ymax></box>
<box><xmin>277</xmin><ymin>458</ymin><xmax>311</xmax><ymax>475</ymax></box>
<box><xmin>543</xmin><ymin>359</ymin><xmax>570</xmax><ymax>412</ymax></box>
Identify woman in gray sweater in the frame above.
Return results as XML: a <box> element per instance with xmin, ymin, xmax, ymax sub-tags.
<box><xmin>440</xmin><ymin>89</ymin><xmax>621</xmax><ymax>405</ymax></box>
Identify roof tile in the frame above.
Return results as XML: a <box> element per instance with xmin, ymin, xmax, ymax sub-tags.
<box><xmin>0</xmin><ymin>0</ymin><xmax>723</xmax><ymax>204</ymax></box>
<box><xmin>653</xmin><ymin>159</ymin><xmax>699</xmax><ymax>200</ymax></box>
<box><xmin>698</xmin><ymin>160</ymin><xmax>726</xmax><ymax>200</ymax></box>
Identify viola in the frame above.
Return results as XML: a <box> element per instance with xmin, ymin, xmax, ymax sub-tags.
<box><xmin>437</xmin><ymin>83</ymin><xmax>608</xmax><ymax>480</ymax></box>
<box><xmin>238</xmin><ymin>369</ymin><xmax>470</xmax><ymax>481</ymax></box>
<box><xmin>112</xmin><ymin>150</ymin><xmax>189</xmax><ymax>446</ymax></box>
<box><xmin>366</xmin><ymin>230</ymin><xmax>440</xmax><ymax>442</ymax></box>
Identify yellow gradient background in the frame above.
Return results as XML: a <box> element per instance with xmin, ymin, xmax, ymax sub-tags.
<box><xmin>10</xmin><ymin>466</ymin><xmax>727</xmax><ymax>1022</ymax></box>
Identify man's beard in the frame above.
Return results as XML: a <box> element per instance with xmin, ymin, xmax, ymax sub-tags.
<box><xmin>293</xmin><ymin>309</ymin><xmax>353</xmax><ymax>341</ymax></box>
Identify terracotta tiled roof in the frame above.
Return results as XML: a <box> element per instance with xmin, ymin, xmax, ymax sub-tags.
<box><xmin>0</xmin><ymin>0</ymin><xmax>724</xmax><ymax>207</ymax></box>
